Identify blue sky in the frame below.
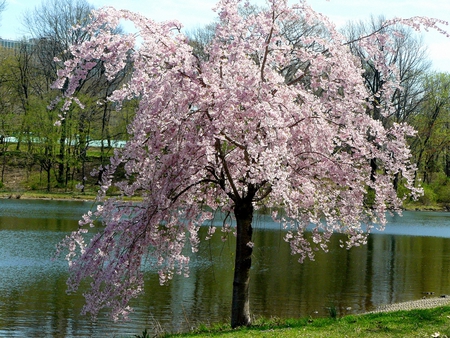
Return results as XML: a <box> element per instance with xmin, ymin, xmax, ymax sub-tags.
<box><xmin>1</xmin><ymin>0</ymin><xmax>449</xmax><ymax>72</ymax></box>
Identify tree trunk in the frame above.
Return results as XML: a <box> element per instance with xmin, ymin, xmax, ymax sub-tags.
<box><xmin>58</xmin><ymin>118</ymin><xmax>67</xmax><ymax>186</ymax></box>
<box><xmin>445</xmin><ymin>152</ymin><xmax>450</xmax><ymax>178</ymax></box>
<box><xmin>47</xmin><ymin>165</ymin><xmax>51</xmax><ymax>192</ymax></box>
<box><xmin>231</xmin><ymin>198</ymin><xmax>254</xmax><ymax>328</ymax></box>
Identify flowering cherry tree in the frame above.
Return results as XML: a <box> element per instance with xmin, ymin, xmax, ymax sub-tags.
<box><xmin>55</xmin><ymin>0</ymin><xmax>446</xmax><ymax>328</ymax></box>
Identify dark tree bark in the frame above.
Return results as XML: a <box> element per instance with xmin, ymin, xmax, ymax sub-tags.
<box><xmin>231</xmin><ymin>197</ymin><xmax>254</xmax><ymax>328</ymax></box>
<box><xmin>58</xmin><ymin>117</ymin><xmax>67</xmax><ymax>186</ymax></box>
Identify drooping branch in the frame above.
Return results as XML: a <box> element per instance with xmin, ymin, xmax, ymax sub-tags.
<box><xmin>215</xmin><ymin>138</ymin><xmax>241</xmax><ymax>201</ymax></box>
<box><xmin>260</xmin><ymin>11</ymin><xmax>276</xmax><ymax>82</ymax></box>
<box><xmin>53</xmin><ymin>0</ymin><xmax>429</xmax><ymax>324</ymax></box>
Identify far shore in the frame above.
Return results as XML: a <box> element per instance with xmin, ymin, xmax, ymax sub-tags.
<box><xmin>0</xmin><ymin>191</ymin><xmax>98</xmax><ymax>202</ymax></box>
<box><xmin>0</xmin><ymin>191</ymin><xmax>449</xmax><ymax>212</ymax></box>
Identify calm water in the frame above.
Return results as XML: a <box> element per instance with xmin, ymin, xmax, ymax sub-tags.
<box><xmin>0</xmin><ymin>199</ymin><xmax>450</xmax><ymax>337</ymax></box>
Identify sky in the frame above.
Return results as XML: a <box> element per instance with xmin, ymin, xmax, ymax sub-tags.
<box><xmin>1</xmin><ymin>0</ymin><xmax>449</xmax><ymax>72</ymax></box>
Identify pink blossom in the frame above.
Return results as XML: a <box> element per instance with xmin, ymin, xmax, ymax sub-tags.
<box><xmin>52</xmin><ymin>0</ymin><xmax>446</xmax><ymax>321</ymax></box>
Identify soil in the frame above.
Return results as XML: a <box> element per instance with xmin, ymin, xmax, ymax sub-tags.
<box><xmin>1</xmin><ymin>164</ymin><xmax>28</xmax><ymax>192</ymax></box>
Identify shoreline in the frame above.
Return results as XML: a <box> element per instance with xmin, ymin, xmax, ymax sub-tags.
<box><xmin>0</xmin><ymin>191</ymin><xmax>448</xmax><ymax>212</ymax></box>
<box><xmin>0</xmin><ymin>191</ymin><xmax>98</xmax><ymax>202</ymax></box>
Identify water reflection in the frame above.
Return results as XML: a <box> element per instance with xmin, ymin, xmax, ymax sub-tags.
<box><xmin>0</xmin><ymin>199</ymin><xmax>450</xmax><ymax>337</ymax></box>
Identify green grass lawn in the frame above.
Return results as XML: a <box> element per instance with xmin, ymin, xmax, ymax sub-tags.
<box><xmin>146</xmin><ymin>306</ymin><xmax>450</xmax><ymax>338</ymax></box>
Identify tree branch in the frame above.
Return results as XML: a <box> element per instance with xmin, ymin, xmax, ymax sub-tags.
<box><xmin>215</xmin><ymin>138</ymin><xmax>241</xmax><ymax>201</ymax></box>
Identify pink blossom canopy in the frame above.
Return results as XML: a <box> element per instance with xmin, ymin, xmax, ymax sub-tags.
<box><xmin>53</xmin><ymin>0</ymin><xmax>441</xmax><ymax>321</ymax></box>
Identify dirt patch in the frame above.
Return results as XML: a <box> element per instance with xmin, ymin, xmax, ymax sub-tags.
<box><xmin>1</xmin><ymin>165</ymin><xmax>28</xmax><ymax>191</ymax></box>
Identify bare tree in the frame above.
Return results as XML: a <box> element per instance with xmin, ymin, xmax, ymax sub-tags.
<box><xmin>22</xmin><ymin>0</ymin><xmax>95</xmax><ymax>186</ymax></box>
<box><xmin>343</xmin><ymin>16</ymin><xmax>431</xmax><ymax>125</ymax></box>
<box><xmin>0</xmin><ymin>1</ymin><xmax>6</xmax><ymax>24</ymax></box>
<box><xmin>23</xmin><ymin>0</ymin><xmax>94</xmax><ymax>92</ymax></box>
<box><xmin>410</xmin><ymin>73</ymin><xmax>450</xmax><ymax>183</ymax></box>
<box><xmin>188</xmin><ymin>10</ymin><xmax>328</xmax><ymax>87</ymax></box>
<box><xmin>343</xmin><ymin>16</ymin><xmax>431</xmax><ymax>189</ymax></box>
<box><xmin>22</xmin><ymin>0</ymin><xmax>131</xmax><ymax>190</ymax></box>
<box><xmin>187</xmin><ymin>23</ymin><xmax>216</xmax><ymax>61</ymax></box>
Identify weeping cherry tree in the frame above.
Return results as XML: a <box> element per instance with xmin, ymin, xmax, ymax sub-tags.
<box><xmin>55</xmin><ymin>0</ymin><xmax>448</xmax><ymax>328</ymax></box>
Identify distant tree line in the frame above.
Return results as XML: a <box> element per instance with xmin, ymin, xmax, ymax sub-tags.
<box><xmin>0</xmin><ymin>0</ymin><xmax>135</xmax><ymax>192</ymax></box>
<box><xmin>343</xmin><ymin>16</ymin><xmax>450</xmax><ymax>206</ymax></box>
<box><xmin>0</xmin><ymin>0</ymin><xmax>449</xmax><ymax>205</ymax></box>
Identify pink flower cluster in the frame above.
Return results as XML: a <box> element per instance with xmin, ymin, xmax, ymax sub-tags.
<box><xmin>54</xmin><ymin>0</ymin><xmax>445</xmax><ymax>321</ymax></box>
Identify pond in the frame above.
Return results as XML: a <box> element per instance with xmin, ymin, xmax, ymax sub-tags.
<box><xmin>0</xmin><ymin>199</ymin><xmax>449</xmax><ymax>337</ymax></box>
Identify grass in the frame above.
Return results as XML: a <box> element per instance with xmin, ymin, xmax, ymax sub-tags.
<box><xmin>0</xmin><ymin>191</ymin><xmax>98</xmax><ymax>200</ymax></box>
<box><xmin>147</xmin><ymin>306</ymin><xmax>450</xmax><ymax>338</ymax></box>
<box><xmin>0</xmin><ymin>189</ymin><xmax>143</xmax><ymax>201</ymax></box>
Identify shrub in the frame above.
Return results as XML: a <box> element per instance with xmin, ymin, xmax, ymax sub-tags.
<box><xmin>417</xmin><ymin>184</ymin><xmax>438</xmax><ymax>206</ymax></box>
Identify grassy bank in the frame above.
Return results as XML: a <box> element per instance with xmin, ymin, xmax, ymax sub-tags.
<box><xmin>0</xmin><ymin>191</ymin><xmax>98</xmax><ymax>201</ymax></box>
<box><xmin>0</xmin><ymin>190</ymin><xmax>141</xmax><ymax>201</ymax></box>
<box><xmin>149</xmin><ymin>306</ymin><xmax>450</xmax><ymax>338</ymax></box>
<box><xmin>1</xmin><ymin>190</ymin><xmax>449</xmax><ymax>212</ymax></box>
